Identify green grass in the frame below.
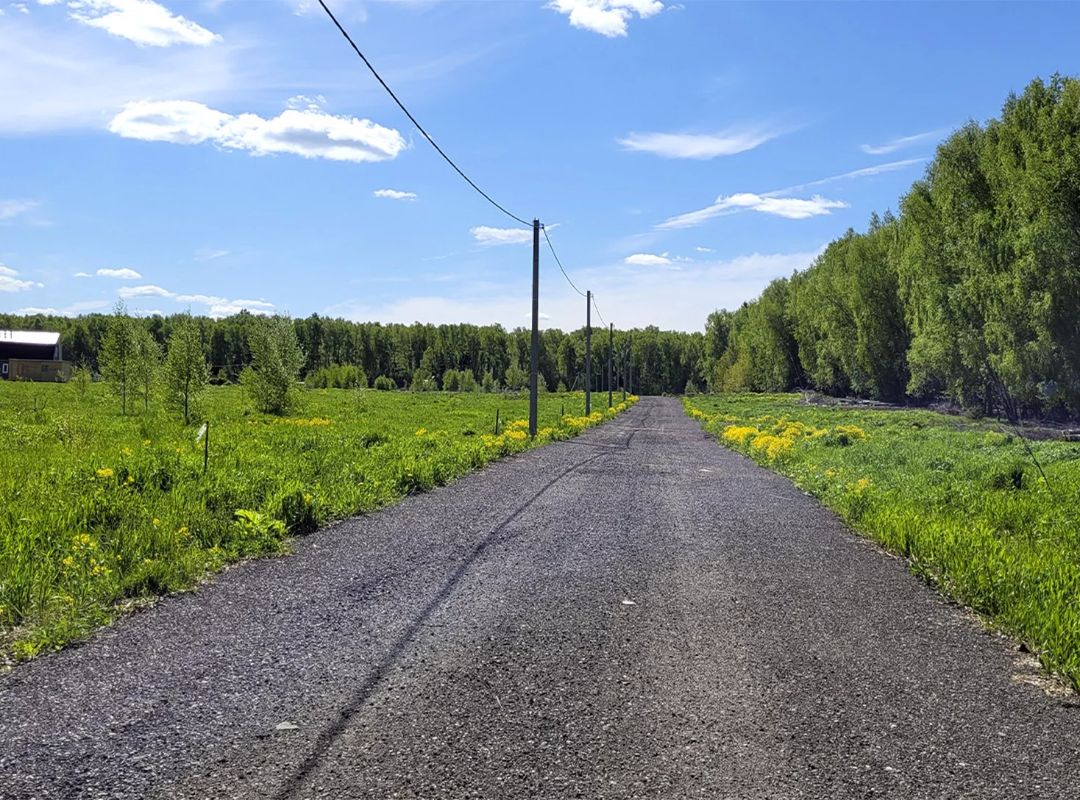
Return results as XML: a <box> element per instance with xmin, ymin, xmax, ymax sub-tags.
<box><xmin>0</xmin><ymin>381</ymin><xmax>635</xmax><ymax>663</ymax></box>
<box><xmin>684</xmin><ymin>393</ymin><xmax>1080</xmax><ymax>689</ymax></box>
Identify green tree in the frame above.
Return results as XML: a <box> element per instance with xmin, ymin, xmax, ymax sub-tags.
<box><xmin>163</xmin><ymin>314</ymin><xmax>210</xmax><ymax>424</ymax></box>
<box><xmin>99</xmin><ymin>303</ymin><xmax>139</xmax><ymax>414</ymax></box>
<box><xmin>133</xmin><ymin>325</ymin><xmax>162</xmax><ymax>412</ymax></box>
<box><xmin>242</xmin><ymin>316</ymin><xmax>305</xmax><ymax>415</ymax></box>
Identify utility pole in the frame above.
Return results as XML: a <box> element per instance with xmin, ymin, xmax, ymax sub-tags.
<box><xmin>628</xmin><ymin>333</ymin><xmax>633</xmax><ymax>396</ymax></box>
<box><xmin>608</xmin><ymin>322</ymin><xmax>613</xmax><ymax>409</ymax></box>
<box><xmin>529</xmin><ymin>219</ymin><xmax>540</xmax><ymax>437</ymax></box>
<box><xmin>622</xmin><ymin>343</ymin><xmax>627</xmax><ymax>403</ymax></box>
<box><xmin>585</xmin><ymin>291</ymin><xmax>592</xmax><ymax>416</ymax></box>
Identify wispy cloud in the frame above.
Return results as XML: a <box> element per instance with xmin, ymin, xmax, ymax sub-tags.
<box><xmin>0</xmin><ymin>18</ymin><xmax>243</xmax><ymax>134</ymax></box>
<box><xmin>373</xmin><ymin>188</ymin><xmax>417</xmax><ymax>201</ymax></box>
<box><xmin>65</xmin><ymin>0</ymin><xmax>222</xmax><ymax>48</ymax></box>
<box><xmin>658</xmin><ymin>193</ymin><xmax>847</xmax><ymax>229</ymax></box>
<box><xmin>0</xmin><ymin>199</ymin><xmax>39</xmax><ymax>221</ymax></box>
<box><xmin>547</xmin><ymin>0</ymin><xmax>664</xmax><ymax>38</ymax></box>
<box><xmin>618</xmin><ymin>124</ymin><xmax>785</xmax><ymax>159</ymax></box>
<box><xmin>777</xmin><ymin>157</ymin><xmax>927</xmax><ymax>193</ymax></box>
<box><xmin>94</xmin><ymin>267</ymin><xmax>142</xmax><ymax>279</ymax></box>
<box><xmin>117</xmin><ymin>282</ymin><xmax>274</xmax><ymax>317</ymax></box>
<box><xmin>15</xmin><ymin>299</ymin><xmax>110</xmax><ymax>317</ymax></box>
<box><xmin>470</xmin><ymin>225</ymin><xmax>533</xmax><ymax>246</ymax></box>
<box><xmin>108</xmin><ymin>99</ymin><xmax>407</xmax><ymax>163</ymax></box>
<box><xmin>624</xmin><ymin>252</ymin><xmax>672</xmax><ymax>267</ymax></box>
<box><xmin>194</xmin><ymin>248</ymin><xmax>230</xmax><ymax>261</ymax></box>
<box><xmin>861</xmin><ymin>128</ymin><xmax>947</xmax><ymax>156</ymax></box>
<box><xmin>0</xmin><ymin>263</ymin><xmax>44</xmax><ymax>292</ymax></box>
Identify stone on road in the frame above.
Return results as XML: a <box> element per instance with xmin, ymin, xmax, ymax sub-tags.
<box><xmin>2</xmin><ymin>397</ymin><xmax>1078</xmax><ymax>798</ymax></box>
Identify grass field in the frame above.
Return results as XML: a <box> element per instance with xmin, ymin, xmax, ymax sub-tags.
<box><xmin>684</xmin><ymin>393</ymin><xmax>1080</xmax><ymax>689</ymax></box>
<box><xmin>0</xmin><ymin>381</ymin><xmax>635</xmax><ymax>664</ymax></box>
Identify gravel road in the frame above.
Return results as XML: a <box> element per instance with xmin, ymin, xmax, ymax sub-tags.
<box><xmin>2</xmin><ymin>396</ymin><xmax>1078</xmax><ymax>799</ymax></box>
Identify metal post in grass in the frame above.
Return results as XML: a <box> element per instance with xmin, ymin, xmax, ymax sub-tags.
<box><xmin>494</xmin><ymin>408</ymin><xmax>500</xmax><ymax>435</ymax></box>
<box><xmin>585</xmin><ymin>290</ymin><xmax>592</xmax><ymax>416</ymax></box>
<box><xmin>529</xmin><ymin>219</ymin><xmax>540</xmax><ymax>438</ymax></box>
<box><xmin>628</xmin><ymin>334</ymin><xmax>632</xmax><ymax>395</ymax></box>
<box><xmin>608</xmin><ymin>323</ymin><xmax>613</xmax><ymax>409</ymax></box>
<box><xmin>196</xmin><ymin>421</ymin><xmax>209</xmax><ymax>474</ymax></box>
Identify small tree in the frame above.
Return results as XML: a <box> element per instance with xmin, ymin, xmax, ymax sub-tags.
<box><xmin>242</xmin><ymin>316</ymin><xmax>305</xmax><ymax>415</ymax></box>
<box><xmin>132</xmin><ymin>326</ymin><xmax>162</xmax><ymax>412</ymax></box>
<box><xmin>481</xmin><ymin>371</ymin><xmax>497</xmax><ymax>393</ymax></box>
<box><xmin>458</xmin><ymin>369</ymin><xmax>477</xmax><ymax>392</ymax></box>
<box><xmin>505</xmin><ymin>361</ymin><xmax>528</xmax><ymax>391</ymax></box>
<box><xmin>164</xmin><ymin>314</ymin><xmax>210</xmax><ymax>424</ymax></box>
<box><xmin>442</xmin><ymin>369</ymin><xmax>460</xmax><ymax>391</ymax></box>
<box><xmin>99</xmin><ymin>302</ymin><xmax>138</xmax><ymax>414</ymax></box>
<box><xmin>374</xmin><ymin>375</ymin><xmax>396</xmax><ymax>391</ymax></box>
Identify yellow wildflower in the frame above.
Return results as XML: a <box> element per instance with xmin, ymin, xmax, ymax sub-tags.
<box><xmin>121</xmin><ymin>447</ymin><xmax>133</xmax><ymax>457</ymax></box>
<box><xmin>415</xmin><ymin>428</ymin><xmax>427</xmax><ymax>437</ymax></box>
<box><xmin>96</xmin><ymin>468</ymin><xmax>114</xmax><ymax>479</ymax></box>
<box><xmin>62</xmin><ymin>556</ymin><xmax>75</xmax><ymax>568</ymax></box>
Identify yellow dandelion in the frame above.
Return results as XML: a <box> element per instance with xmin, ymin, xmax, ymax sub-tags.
<box><xmin>96</xmin><ymin>467</ymin><xmax>114</xmax><ymax>479</ymax></box>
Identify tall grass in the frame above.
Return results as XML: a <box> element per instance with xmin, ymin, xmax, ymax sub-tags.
<box><xmin>0</xmin><ymin>382</ymin><xmax>635</xmax><ymax>663</ymax></box>
<box><xmin>685</xmin><ymin>393</ymin><xmax>1080</xmax><ymax>689</ymax></box>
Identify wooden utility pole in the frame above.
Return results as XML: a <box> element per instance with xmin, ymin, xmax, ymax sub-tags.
<box><xmin>608</xmin><ymin>322</ymin><xmax>613</xmax><ymax>409</ymax></box>
<box><xmin>622</xmin><ymin>344</ymin><xmax>627</xmax><ymax>403</ymax></box>
<box><xmin>529</xmin><ymin>219</ymin><xmax>540</xmax><ymax>437</ymax></box>
<box><xmin>585</xmin><ymin>291</ymin><xmax>592</xmax><ymax>416</ymax></box>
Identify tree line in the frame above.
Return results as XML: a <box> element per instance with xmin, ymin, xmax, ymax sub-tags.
<box><xmin>703</xmin><ymin>75</ymin><xmax>1080</xmax><ymax>420</ymax></box>
<box><xmin>1</xmin><ymin>308</ymin><xmax>706</xmax><ymax>398</ymax></box>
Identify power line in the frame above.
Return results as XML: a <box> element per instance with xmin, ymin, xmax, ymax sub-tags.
<box><xmin>590</xmin><ymin>294</ymin><xmax>607</xmax><ymax>326</ymax></box>
<box><xmin>541</xmin><ymin>225</ymin><xmax>586</xmax><ymax>298</ymax></box>
<box><xmin>315</xmin><ymin>0</ymin><xmax>530</xmax><ymax>228</ymax></box>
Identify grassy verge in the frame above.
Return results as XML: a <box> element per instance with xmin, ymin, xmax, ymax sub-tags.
<box><xmin>684</xmin><ymin>393</ymin><xmax>1080</xmax><ymax>689</ymax></box>
<box><xmin>0</xmin><ymin>382</ymin><xmax>636</xmax><ymax>663</ymax></box>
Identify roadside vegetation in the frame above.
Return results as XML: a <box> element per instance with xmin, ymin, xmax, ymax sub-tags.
<box><xmin>685</xmin><ymin>393</ymin><xmax>1080</xmax><ymax>689</ymax></box>
<box><xmin>702</xmin><ymin>76</ymin><xmax>1080</xmax><ymax>421</ymax></box>
<box><xmin>0</xmin><ymin>377</ymin><xmax>635</xmax><ymax>665</ymax></box>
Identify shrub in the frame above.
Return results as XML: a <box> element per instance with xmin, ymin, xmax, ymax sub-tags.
<box><xmin>306</xmin><ymin>364</ymin><xmax>368</xmax><ymax>389</ymax></box>
<box><xmin>243</xmin><ymin>317</ymin><xmax>305</xmax><ymax>415</ymax></box>
<box><xmin>374</xmin><ymin>375</ymin><xmax>396</xmax><ymax>391</ymax></box>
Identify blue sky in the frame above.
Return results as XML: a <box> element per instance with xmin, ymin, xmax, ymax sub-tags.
<box><xmin>1</xmin><ymin>0</ymin><xmax>1077</xmax><ymax>332</ymax></box>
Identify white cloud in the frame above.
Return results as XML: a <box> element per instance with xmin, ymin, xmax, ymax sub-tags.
<box><xmin>108</xmin><ymin>100</ymin><xmax>408</xmax><ymax>163</ymax></box>
<box><xmin>74</xmin><ymin>272</ymin><xmax>93</xmax><ymax>278</ymax></box>
<box><xmin>779</xmin><ymin>157</ymin><xmax>926</xmax><ymax>193</ymax></box>
<box><xmin>547</xmin><ymin>0</ymin><xmax>664</xmax><ymax>37</ymax></box>
<box><xmin>66</xmin><ymin>0</ymin><xmax>221</xmax><ymax>47</ymax></box>
<box><xmin>861</xmin><ymin>129</ymin><xmax>947</xmax><ymax>156</ymax></box>
<box><xmin>0</xmin><ymin>263</ymin><xmax>43</xmax><ymax>292</ymax></box>
<box><xmin>659</xmin><ymin>193</ymin><xmax>848</xmax><ymax>229</ymax></box>
<box><xmin>0</xmin><ymin>199</ymin><xmax>39</xmax><ymax>221</ymax></box>
<box><xmin>118</xmin><ymin>283</ymin><xmax>172</xmax><ymax>297</ymax></box>
<box><xmin>194</xmin><ymin>248</ymin><xmax>229</xmax><ymax>261</ymax></box>
<box><xmin>618</xmin><ymin>125</ymin><xmax>783</xmax><ymax>159</ymax></box>
<box><xmin>470</xmin><ymin>225</ymin><xmax>533</xmax><ymax>246</ymax></box>
<box><xmin>14</xmin><ymin>299</ymin><xmax>110</xmax><ymax>317</ymax></box>
<box><xmin>207</xmin><ymin>298</ymin><xmax>273</xmax><ymax>318</ymax></box>
<box><xmin>624</xmin><ymin>252</ymin><xmax>671</xmax><ymax>266</ymax></box>
<box><xmin>695</xmin><ymin>246</ymin><xmax>713</xmax><ymax>253</ymax></box>
<box><xmin>112</xmin><ymin>282</ymin><xmax>273</xmax><ymax>317</ymax></box>
<box><xmin>373</xmin><ymin>188</ymin><xmax>417</xmax><ymax>201</ymax></box>
<box><xmin>95</xmin><ymin>267</ymin><xmax>142</xmax><ymax>279</ymax></box>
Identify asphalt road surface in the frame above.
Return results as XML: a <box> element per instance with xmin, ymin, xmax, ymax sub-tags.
<box><xmin>2</xmin><ymin>397</ymin><xmax>1079</xmax><ymax>799</ymax></box>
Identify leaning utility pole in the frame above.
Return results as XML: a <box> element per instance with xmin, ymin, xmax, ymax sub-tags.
<box><xmin>608</xmin><ymin>322</ymin><xmax>613</xmax><ymax>409</ymax></box>
<box><xmin>585</xmin><ymin>291</ymin><xmax>592</xmax><ymax>416</ymax></box>
<box><xmin>529</xmin><ymin>219</ymin><xmax>540</xmax><ymax>437</ymax></box>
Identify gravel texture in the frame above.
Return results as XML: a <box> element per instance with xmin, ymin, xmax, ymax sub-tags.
<box><xmin>2</xmin><ymin>396</ymin><xmax>1079</xmax><ymax>799</ymax></box>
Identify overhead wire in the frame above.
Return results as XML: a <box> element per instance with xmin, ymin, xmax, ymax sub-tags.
<box><xmin>315</xmin><ymin>0</ymin><xmax>531</xmax><ymax>228</ymax></box>
<box><xmin>541</xmin><ymin>224</ymin><xmax>586</xmax><ymax>298</ymax></box>
<box><xmin>315</xmin><ymin>0</ymin><xmax>612</xmax><ymax>327</ymax></box>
